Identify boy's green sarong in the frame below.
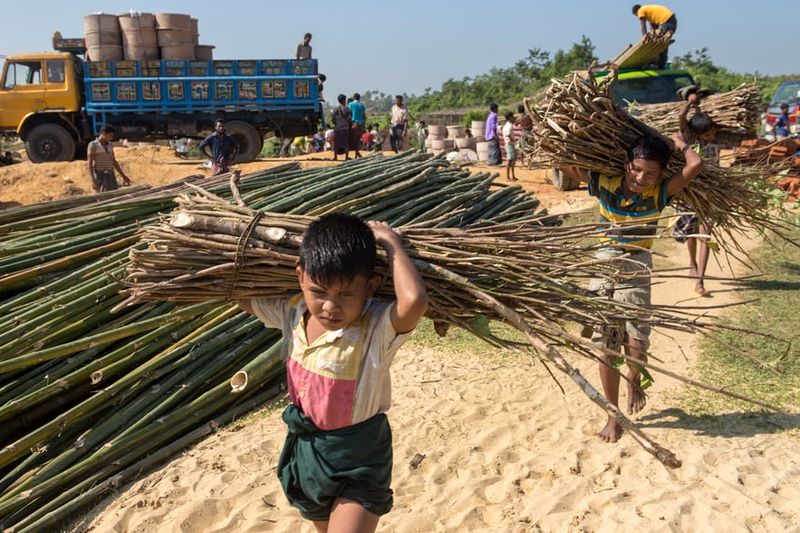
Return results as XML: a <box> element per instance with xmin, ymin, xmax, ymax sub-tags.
<box><xmin>277</xmin><ymin>404</ymin><xmax>393</xmax><ymax>521</ymax></box>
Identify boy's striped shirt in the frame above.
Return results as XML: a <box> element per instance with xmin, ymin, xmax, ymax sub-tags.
<box><xmin>587</xmin><ymin>171</ymin><xmax>669</xmax><ymax>249</ymax></box>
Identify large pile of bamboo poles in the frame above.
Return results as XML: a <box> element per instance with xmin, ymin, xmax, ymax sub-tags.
<box><xmin>523</xmin><ymin>73</ymin><xmax>799</xmax><ymax>261</ymax></box>
<box><xmin>627</xmin><ymin>83</ymin><xmax>762</xmax><ymax>139</ymax></box>
<box><xmin>0</xmin><ymin>152</ymin><xmax>553</xmax><ymax>530</ymax></box>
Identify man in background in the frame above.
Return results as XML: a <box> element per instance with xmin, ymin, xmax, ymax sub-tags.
<box><xmin>87</xmin><ymin>124</ymin><xmax>132</xmax><ymax>192</ymax></box>
<box><xmin>632</xmin><ymin>4</ymin><xmax>677</xmax><ymax>69</ymax></box>
<box><xmin>198</xmin><ymin>119</ymin><xmax>240</xmax><ymax>175</ymax></box>
<box><xmin>348</xmin><ymin>93</ymin><xmax>367</xmax><ymax>159</ymax></box>
<box><xmin>296</xmin><ymin>33</ymin><xmax>312</xmax><ymax>60</ymax></box>
<box><xmin>390</xmin><ymin>95</ymin><xmax>409</xmax><ymax>153</ymax></box>
<box><xmin>485</xmin><ymin>103</ymin><xmax>501</xmax><ymax>166</ymax></box>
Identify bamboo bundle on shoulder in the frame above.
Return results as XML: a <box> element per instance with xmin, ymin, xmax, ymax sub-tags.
<box><xmin>627</xmin><ymin>83</ymin><xmax>762</xmax><ymax>140</ymax></box>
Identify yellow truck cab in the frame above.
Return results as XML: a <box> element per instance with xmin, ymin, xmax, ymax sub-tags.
<box><xmin>0</xmin><ymin>52</ymin><xmax>83</xmax><ymax>161</ymax></box>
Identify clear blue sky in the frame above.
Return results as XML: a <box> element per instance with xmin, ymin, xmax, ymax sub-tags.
<box><xmin>1</xmin><ymin>0</ymin><xmax>795</xmax><ymax>100</ymax></box>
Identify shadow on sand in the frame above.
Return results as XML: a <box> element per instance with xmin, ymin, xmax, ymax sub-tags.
<box><xmin>637</xmin><ymin>407</ymin><xmax>800</xmax><ymax>438</ymax></box>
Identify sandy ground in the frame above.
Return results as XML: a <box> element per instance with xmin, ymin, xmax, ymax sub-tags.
<box><xmin>76</xmin><ymin>233</ymin><xmax>800</xmax><ymax>532</ymax></box>
<box><xmin>0</xmin><ymin>146</ymin><xmax>340</xmax><ymax>207</ymax></box>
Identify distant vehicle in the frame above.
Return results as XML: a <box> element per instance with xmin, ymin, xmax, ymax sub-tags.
<box><xmin>551</xmin><ymin>68</ymin><xmax>695</xmax><ymax>191</ymax></box>
<box><xmin>0</xmin><ymin>41</ymin><xmax>323</xmax><ymax>163</ymax></box>
<box><xmin>763</xmin><ymin>80</ymin><xmax>800</xmax><ymax>140</ymax></box>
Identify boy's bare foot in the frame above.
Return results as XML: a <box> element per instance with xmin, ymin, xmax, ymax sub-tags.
<box><xmin>627</xmin><ymin>377</ymin><xmax>647</xmax><ymax>414</ymax></box>
<box><xmin>695</xmin><ymin>283</ymin><xmax>709</xmax><ymax>297</ymax></box>
<box><xmin>597</xmin><ymin>417</ymin><xmax>623</xmax><ymax>443</ymax></box>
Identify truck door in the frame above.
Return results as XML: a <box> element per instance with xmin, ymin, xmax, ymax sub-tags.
<box><xmin>0</xmin><ymin>59</ymin><xmax>47</xmax><ymax>133</ymax></box>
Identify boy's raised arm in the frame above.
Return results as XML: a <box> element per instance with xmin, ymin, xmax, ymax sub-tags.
<box><xmin>369</xmin><ymin>221</ymin><xmax>428</xmax><ymax>334</ymax></box>
<box><xmin>678</xmin><ymin>92</ymin><xmax>699</xmax><ymax>134</ymax></box>
<box><xmin>666</xmin><ymin>132</ymin><xmax>703</xmax><ymax>198</ymax></box>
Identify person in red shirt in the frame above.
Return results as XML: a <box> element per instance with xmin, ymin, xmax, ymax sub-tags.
<box><xmin>361</xmin><ymin>129</ymin><xmax>374</xmax><ymax>151</ymax></box>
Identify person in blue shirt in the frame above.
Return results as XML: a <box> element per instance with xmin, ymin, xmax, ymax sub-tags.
<box><xmin>776</xmin><ymin>103</ymin><xmax>791</xmax><ymax>139</ymax></box>
<box><xmin>348</xmin><ymin>93</ymin><xmax>367</xmax><ymax>159</ymax></box>
<box><xmin>197</xmin><ymin>119</ymin><xmax>240</xmax><ymax>175</ymax></box>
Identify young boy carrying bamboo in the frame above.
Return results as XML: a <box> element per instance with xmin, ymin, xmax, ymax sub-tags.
<box><xmin>563</xmin><ymin>132</ymin><xmax>703</xmax><ymax>443</ymax></box>
<box><xmin>672</xmin><ymin>89</ymin><xmax>720</xmax><ymax>296</ymax></box>
<box><xmin>238</xmin><ymin>213</ymin><xmax>428</xmax><ymax>532</ymax></box>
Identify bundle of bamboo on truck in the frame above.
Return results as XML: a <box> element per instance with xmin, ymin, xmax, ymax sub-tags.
<box><xmin>627</xmin><ymin>83</ymin><xmax>762</xmax><ymax>142</ymax></box>
<box><xmin>608</xmin><ymin>31</ymin><xmax>673</xmax><ymax>69</ymax></box>
<box><xmin>523</xmin><ymin>73</ymin><xmax>798</xmax><ymax>262</ymax></box>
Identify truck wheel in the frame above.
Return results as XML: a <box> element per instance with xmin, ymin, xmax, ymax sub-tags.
<box><xmin>550</xmin><ymin>168</ymin><xmax>579</xmax><ymax>191</ymax></box>
<box><xmin>26</xmin><ymin>123</ymin><xmax>76</xmax><ymax>163</ymax></box>
<box><xmin>226</xmin><ymin>121</ymin><xmax>263</xmax><ymax>163</ymax></box>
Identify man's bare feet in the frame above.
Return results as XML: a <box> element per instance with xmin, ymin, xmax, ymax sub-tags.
<box><xmin>695</xmin><ymin>283</ymin><xmax>709</xmax><ymax>297</ymax></box>
<box><xmin>597</xmin><ymin>416</ymin><xmax>623</xmax><ymax>443</ymax></box>
<box><xmin>626</xmin><ymin>375</ymin><xmax>647</xmax><ymax>414</ymax></box>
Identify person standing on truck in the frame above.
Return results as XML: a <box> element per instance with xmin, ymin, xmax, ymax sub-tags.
<box><xmin>296</xmin><ymin>33</ymin><xmax>313</xmax><ymax>60</ymax></box>
<box><xmin>87</xmin><ymin>125</ymin><xmax>131</xmax><ymax>193</ymax></box>
<box><xmin>631</xmin><ymin>4</ymin><xmax>677</xmax><ymax>68</ymax></box>
<box><xmin>348</xmin><ymin>93</ymin><xmax>367</xmax><ymax>159</ymax></box>
<box><xmin>198</xmin><ymin>119</ymin><xmax>240</xmax><ymax>176</ymax></box>
<box><xmin>390</xmin><ymin>95</ymin><xmax>409</xmax><ymax>153</ymax></box>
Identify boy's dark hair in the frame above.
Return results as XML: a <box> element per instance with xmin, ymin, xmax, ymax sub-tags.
<box><xmin>627</xmin><ymin>134</ymin><xmax>671</xmax><ymax>169</ymax></box>
<box><xmin>420</xmin><ymin>120</ymin><xmax>426</xmax><ymax>126</ymax></box>
<box><xmin>395</xmin><ymin>95</ymin><xmax>403</xmax><ymax>100</ymax></box>
<box><xmin>517</xmin><ymin>104</ymin><xmax>525</xmax><ymax>113</ymax></box>
<box><xmin>299</xmin><ymin>213</ymin><xmax>376</xmax><ymax>287</ymax></box>
<box><xmin>505</xmin><ymin>112</ymin><xmax>514</xmax><ymax>120</ymax></box>
<box><xmin>337</xmin><ymin>94</ymin><xmax>346</xmax><ymax>104</ymax></box>
<box><xmin>688</xmin><ymin>112</ymin><xmax>716</xmax><ymax>134</ymax></box>
<box><xmin>318</xmin><ymin>74</ymin><xmax>327</xmax><ymax>82</ymax></box>
<box><xmin>353</xmin><ymin>93</ymin><xmax>361</xmax><ymax>100</ymax></box>
<box><xmin>215</xmin><ymin>118</ymin><xmax>225</xmax><ymax>125</ymax></box>
<box><xmin>780</xmin><ymin>103</ymin><xmax>789</xmax><ymax>111</ymax></box>
<box><xmin>304</xmin><ymin>32</ymin><xmax>312</xmax><ymax>39</ymax></box>
<box><xmin>490</xmin><ymin>103</ymin><xmax>499</xmax><ymax>112</ymax></box>
<box><xmin>100</xmin><ymin>124</ymin><xmax>116</xmax><ymax>135</ymax></box>
<box><xmin>632</xmin><ymin>4</ymin><xmax>641</xmax><ymax>15</ymax></box>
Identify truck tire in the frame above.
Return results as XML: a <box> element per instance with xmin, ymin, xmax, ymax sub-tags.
<box><xmin>26</xmin><ymin>123</ymin><xmax>76</xmax><ymax>163</ymax></box>
<box><xmin>226</xmin><ymin>121</ymin><xmax>263</xmax><ymax>163</ymax></box>
<box><xmin>550</xmin><ymin>168</ymin><xmax>579</xmax><ymax>191</ymax></box>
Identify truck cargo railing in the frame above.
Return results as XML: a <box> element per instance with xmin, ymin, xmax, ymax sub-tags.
<box><xmin>83</xmin><ymin>58</ymin><xmax>321</xmax><ymax>119</ymax></box>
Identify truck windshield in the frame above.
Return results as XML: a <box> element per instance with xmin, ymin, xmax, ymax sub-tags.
<box><xmin>770</xmin><ymin>81</ymin><xmax>800</xmax><ymax>106</ymax></box>
<box><xmin>611</xmin><ymin>74</ymin><xmax>694</xmax><ymax>106</ymax></box>
<box><xmin>3</xmin><ymin>61</ymin><xmax>42</xmax><ymax>89</ymax></box>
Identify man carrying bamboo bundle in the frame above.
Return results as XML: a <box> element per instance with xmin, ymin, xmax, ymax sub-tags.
<box><xmin>563</xmin><ymin>132</ymin><xmax>702</xmax><ymax>443</ymax></box>
<box><xmin>632</xmin><ymin>4</ymin><xmax>677</xmax><ymax>68</ymax></box>
<box><xmin>238</xmin><ymin>213</ymin><xmax>428</xmax><ymax>531</ymax></box>
<box><xmin>87</xmin><ymin>125</ymin><xmax>132</xmax><ymax>193</ymax></box>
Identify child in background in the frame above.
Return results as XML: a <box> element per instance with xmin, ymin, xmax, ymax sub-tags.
<box><xmin>361</xmin><ymin>128</ymin><xmax>375</xmax><ymax>151</ymax></box>
<box><xmin>311</xmin><ymin>129</ymin><xmax>325</xmax><ymax>153</ymax></box>
<box><xmin>562</xmin><ymin>132</ymin><xmax>703</xmax><ymax>443</ymax></box>
<box><xmin>371</xmin><ymin>124</ymin><xmax>384</xmax><ymax>152</ymax></box>
<box><xmin>238</xmin><ymin>214</ymin><xmax>428</xmax><ymax>532</ymax></box>
<box><xmin>502</xmin><ymin>112</ymin><xmax>517</xmax><ymax>181</ymax></box>
<box><xmin>417</xmin><ymin>121</ymin><xmax>429</xmax><ymax>153</ymax></box>
<box><xmin>776</xmin><ymin>103</ymin><xmax>791</xmax><ymax>139</ymax></box>
<box><xmin>673</xmin><ymin>90</ymin><xmax>719</xmax><ymax>296</ymax></box>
